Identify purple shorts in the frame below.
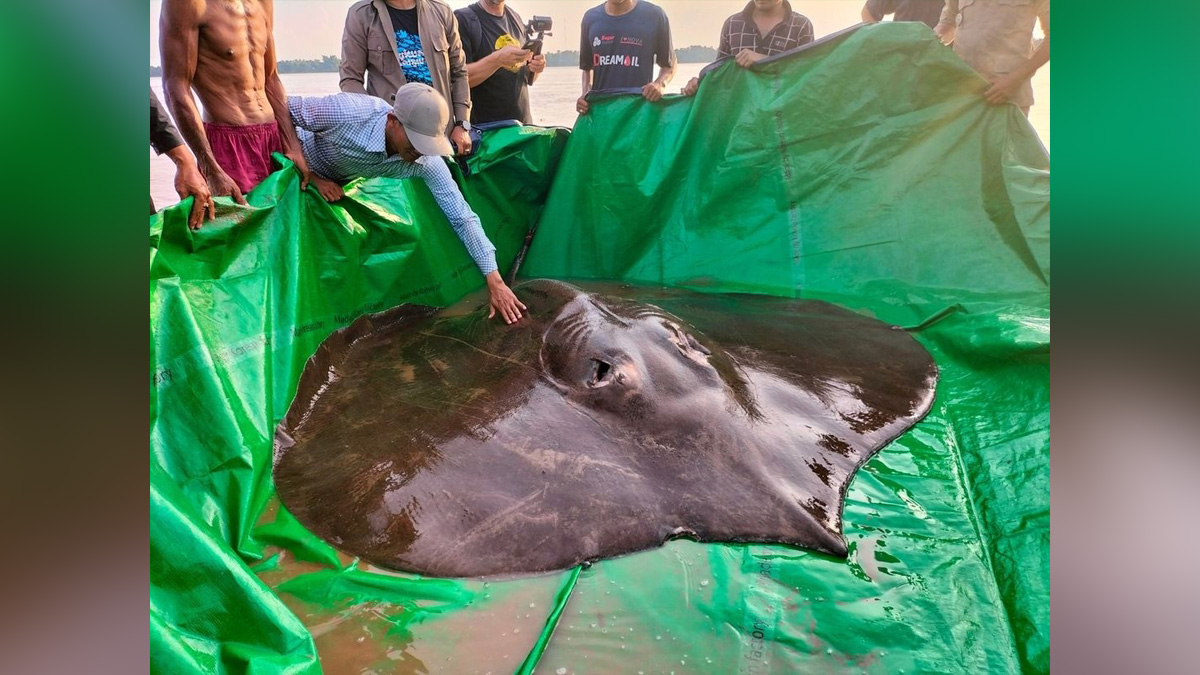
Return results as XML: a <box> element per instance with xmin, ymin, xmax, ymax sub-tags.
<box><xmin>204</xmin><ymin>121</ymin><xmax>283</xmax><ymax>194</ymax></box>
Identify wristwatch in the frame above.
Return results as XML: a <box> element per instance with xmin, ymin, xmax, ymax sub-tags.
<box><xmin>454</xmin><ymin>119</ymin><xmax>471</xmax><ymax>132</ymax></box>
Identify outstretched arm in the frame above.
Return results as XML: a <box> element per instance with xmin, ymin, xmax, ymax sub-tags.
<box><xmin>161</xmin><ymin>0</ymin><xmax>247</xmax><ymax>204</ymax></box>
<box><xmin>418</xmin><ymin>160</ymin><xmax>525</xmax><ymax>323</ymax></box>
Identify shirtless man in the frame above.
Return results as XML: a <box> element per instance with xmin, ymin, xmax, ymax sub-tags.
<box><xmin>160</xmin><ymin>0</ymin><xmax>311</xmax><ymax>207</ymax></box>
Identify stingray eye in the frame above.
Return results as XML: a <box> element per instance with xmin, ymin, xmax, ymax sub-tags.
<box><xmin>588</xmin><ymin>358</ymin><xmax>615</xmax><ymax>387</ymax></box>
<box><xmin>686</xmin><ymin>334</ymin><xmax>711</xmax><ymax>356</ymax></box>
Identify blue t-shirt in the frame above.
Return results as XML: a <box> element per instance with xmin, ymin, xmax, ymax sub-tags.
<box><xmin>579</xmin><ymin>1</ymin><xmax>674</xmax><ymax>91</ymax></box>
<box><xmin>387</xmin><ymin>5</ymin><xmax>433</xmax><ymax>86</ymax></box>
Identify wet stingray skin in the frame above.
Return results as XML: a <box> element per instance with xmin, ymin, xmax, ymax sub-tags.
<box><xmin>274</xmin><ymin>280</ymin><xmax>938</xmax><ymax>578</ymax></box>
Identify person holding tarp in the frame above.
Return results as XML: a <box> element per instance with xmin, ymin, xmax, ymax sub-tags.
<box><xmin>288</xmin><ymin>83</ymin><xmax>527</xmax><ymax>324</ymax></box>
<box><xmin>160</xmin><ymin>0</ymin><xmax>312</xmax><ymax>203</ymax></box>
<box><xmin>935</xmin><ymin>0</ymin><xmax>1050</xmax><ymax>116</ymax></box>
<box><xmin>681</xmin><ymin>0</ymin><xmax>814</xmax><ymax>96</ymax></box>
<box><xmin>150</xmin><ymin>88</ymin><xmax>212</xmax><ymax>228</ymax></box>
<box><xmin>576</xmin><ymin>0</ymin><xmax>676</xmax><ymax>115</ymax></box>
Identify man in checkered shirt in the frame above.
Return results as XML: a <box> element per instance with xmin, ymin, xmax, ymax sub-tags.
<box><xmin>289</xmin><ymin>83</ymin><xmax>527</xmax><ymax>324</ymax></box>
<box><xmin>682</xmin><ymin>0</ymin><xmax>814</xmax><ymax>96</ymax></box>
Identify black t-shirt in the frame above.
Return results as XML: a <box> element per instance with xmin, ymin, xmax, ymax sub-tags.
<box><xmin>456</xmin><ymin>3</ymin><xmax>531</xmax><ymax>124</ymax></box>
<box><xmin>579</xmin><ymin>1</ymin><xmax>674</xmax><ymax>91</ymax></box>
<box><xmin>385</xmin><ymin>5</ymin><xmax>433</xmax><ymax>86</ymax></box>
<box><xmin>864</xmin><ymin>0</ymin><xmax>945</xmax><ymax>28</ymax></box>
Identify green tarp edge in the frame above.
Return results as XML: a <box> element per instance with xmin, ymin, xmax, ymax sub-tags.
<box><xmin>150</xmin><ymin>23</ymin><xmax>1048</xmax><ymax>675</ymax></box>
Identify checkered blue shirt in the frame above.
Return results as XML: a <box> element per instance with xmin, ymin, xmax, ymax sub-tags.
<box><xmin>287</xmin><ymin>93</ymin><xmax>498</xmax><ymax>276</ymax></box>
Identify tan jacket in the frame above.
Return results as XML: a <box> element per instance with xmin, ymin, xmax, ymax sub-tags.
<box><xmin>340</xmin><ymin>0</ymin><xmax>471</xmax><ymax>133</ymax></box>
<box><xmin>938</xmin><ymin>0</ymin><xmax>1050</xmax><ymax>107</ymax></box>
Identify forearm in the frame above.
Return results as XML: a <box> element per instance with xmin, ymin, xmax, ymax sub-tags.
<box><xmin>454</xmin><ymin>214</ymin><xmax>499</xmax><ymax>276</ymax></box>
<box><xmin>164</xmin><ymin>144</ymin><xmax>197</xmax><ymax>169</ymax></box>
<box><xmin>440</xmin><ymin>189</ymin><xmax>498</xmax><ymax>275</ymax></box>
<box><xmin>429</xmin><ymin>189</ymin><xmax>500</xmax><ymax>276</ymax></box>
<box><xmin>447</xmin><ymin>28</ymin><xmax>471</xmax><ymax>123</ymax></box>
<box><xmin>466</xmin><ymin>52</ymin><xmax>503</xmax><ymax>88</ymax></box>
<box><xmin>485</xmin><ymin>269</ymin><xmax>508</xmax><ymax>290</ymax></box>
<box><xmin>264</xmin><ymin>74</ymin><xmax>302</xmax><ymax>153</ymax></box>
<box><xmin>581</xmin><ymin>70</ymin><xmax>592</xmax><ymax>97</ymax></box>
<box><xmin>1021</xmin><ymin>36</ymin><xmax>1050</xmax><ymax>78</ymax></box>
<box><xmin>654</xmin><ymin>64</ymin><xmax>675</xmax><ymax>87</ymax></box>
<box><xmin>423</xmin><ymin>163</ymin><xmax>498</xmax><ymax>275</ymax></box>
<box><xmin>938</xmin><ymin>0</ymin><xmax>958</xmax><ymax>28</ymax></box>
<box><xmin>163</xmin><ymin>78</ymin><xmax>220</xmax><ymax>173</ymax></box>
<box><xmin>340</xmin><ymin>78</ymin><xmax>368</xmax><ymax>95</ymax></box>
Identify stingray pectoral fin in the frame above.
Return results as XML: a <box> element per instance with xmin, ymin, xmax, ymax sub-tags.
<box><xmin>783</xmin><ymin>495</ymin><xmax>849</xmax><ymax>558</ymax></box>
<box><xmin>808</xmin><ymin>521</ymin><xmax>849</xmax><ymax>558</ymax></box>
<box><xmin>683</xmin><ymin>486</ymin><xmax>849</xmax><ymax>558</ymax></box>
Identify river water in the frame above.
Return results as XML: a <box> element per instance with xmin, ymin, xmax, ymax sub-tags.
<box><xmin>150</xmin><ymin>62</ymin><xmax>1048</xmax><ymax>209</ymax></box>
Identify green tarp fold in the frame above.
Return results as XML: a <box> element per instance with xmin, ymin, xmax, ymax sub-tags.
<box><xmin>151</xmin><ymin>23</ymin><xmax>1048</xmax><ymax>674</ymax></box>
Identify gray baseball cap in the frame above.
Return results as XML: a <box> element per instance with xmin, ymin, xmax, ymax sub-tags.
<box><xmin>391</xmin><ymin>83</ymin><xmax>453</xmax><ymax>157</ymax></box>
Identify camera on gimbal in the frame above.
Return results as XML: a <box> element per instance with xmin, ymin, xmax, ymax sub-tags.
<box><xmin>522</xmin><ymin>16</ymin><xmax>553</xmax><ymax>55</ymax></box>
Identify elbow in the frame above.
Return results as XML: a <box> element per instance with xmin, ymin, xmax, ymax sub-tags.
<box><xmin>162</xmin><ymin>77</ymin><xmax>190</xmax><ymax>109</ymax></box>
<box><xmin>338</xmin><ymin>61</ymin><xmax>365</xmax><ymax>89</ymax></box>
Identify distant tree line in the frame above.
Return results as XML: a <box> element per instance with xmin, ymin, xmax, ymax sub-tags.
<box><xmin>152</xmin><ymin>46</ymin><xmax>718</xmax><ymax>77</ymax></box>
<box><xmin>152</xmin><ymin>55</ymin><xmax>341</xmax><ymax>77</ymax></box>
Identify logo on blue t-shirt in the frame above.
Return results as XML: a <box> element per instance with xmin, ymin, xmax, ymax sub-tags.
<box><xmin>394</xmin><ymin>30</ymin><xmax>433</xmax><ymax>86</ymax></box>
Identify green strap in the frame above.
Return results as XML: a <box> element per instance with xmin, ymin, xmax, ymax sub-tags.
<box><xmin>514</xmin><ymin>565</ymin><xmax>583</xmax><ymax>675</ymax></box>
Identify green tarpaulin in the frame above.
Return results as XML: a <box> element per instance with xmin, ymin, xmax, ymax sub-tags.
<box><xmin>150</xmin><ymin>23</ymin><xmax>1048</xmax><ymax>674</ymax></box>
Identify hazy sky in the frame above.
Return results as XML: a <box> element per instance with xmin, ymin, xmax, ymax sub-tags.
<box><xmin>149</xmin><ymin>0</ymin><xmax>873</xmax><ymax>65</ymax></box>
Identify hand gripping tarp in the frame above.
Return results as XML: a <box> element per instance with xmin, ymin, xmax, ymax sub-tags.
<box><xmin>150</xmin><ymin>22</ymin><xmax>1048</xmax><ymax>675</ymax></box>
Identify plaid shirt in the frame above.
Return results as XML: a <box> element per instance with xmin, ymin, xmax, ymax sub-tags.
<box><xmin>287</xmin><ymin>93</ymin><xmax>498</xmax><ymax>276</ymax></box>
<box><xmin>718</xmin><ymin>1</ymin><xmax>814</xmax><ymax>58</ymax></box>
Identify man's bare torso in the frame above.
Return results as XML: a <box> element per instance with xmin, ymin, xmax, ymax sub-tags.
<box><xmin>193</xmin><ymin>0</ymin><xmax>275</xmax><ymax>125</ymax></box>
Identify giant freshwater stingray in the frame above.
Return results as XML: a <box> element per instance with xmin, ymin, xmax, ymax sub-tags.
<box><xmin>274</xmin><ymin>280</ymin><xmax>938</xmax><ymax>578</ymax></box>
